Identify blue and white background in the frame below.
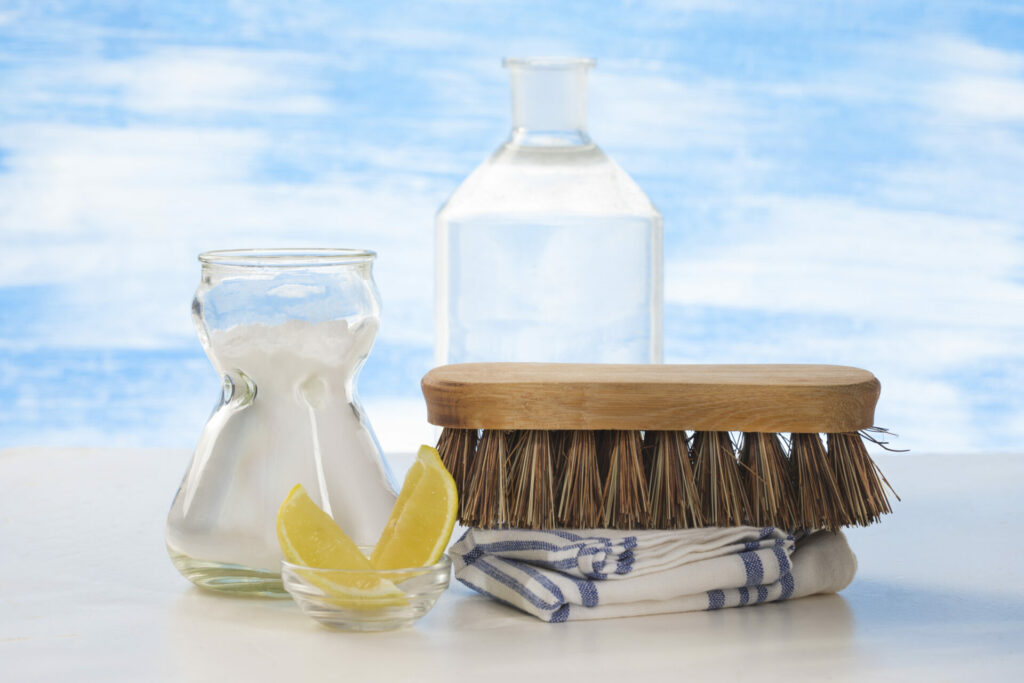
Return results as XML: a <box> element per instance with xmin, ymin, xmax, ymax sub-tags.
<box><xmin>1</xmin><ymin>1</ymin><xmax>1022</xmax><ymax>453</ymax></box>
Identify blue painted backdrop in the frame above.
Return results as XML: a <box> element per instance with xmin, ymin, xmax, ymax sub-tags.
<box><xmin>1</xmin><ymin>1</ymin><xmax>1022</xmax><ymax>453</ymax></box>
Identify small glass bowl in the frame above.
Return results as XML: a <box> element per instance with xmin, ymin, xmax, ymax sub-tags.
<box><xmin>281</xmin><ymin>552</ymin><xmax>452</xmax><ymax>632</ymax></box>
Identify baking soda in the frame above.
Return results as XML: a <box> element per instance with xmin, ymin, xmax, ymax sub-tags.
<box><xmin>166</xmin><ymin>319</ymin><xmax>397</xmax><ymax>572</ymax></box>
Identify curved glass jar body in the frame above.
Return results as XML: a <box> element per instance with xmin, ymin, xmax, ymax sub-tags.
<box><xmin>436</xmin><ymin>57</ymin><xmax>663</xmax><ymax>364</ymax></box>
<box><xmin>166</xmin><ymin>249</ymin><xmax>397</xmax><ymax>596</ymax></box>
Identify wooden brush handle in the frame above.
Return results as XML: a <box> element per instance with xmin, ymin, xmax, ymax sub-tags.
<box><xmin>421</xmin><ymin>363</ymin><xmax>880</xmax><ymax>433</ymax></box>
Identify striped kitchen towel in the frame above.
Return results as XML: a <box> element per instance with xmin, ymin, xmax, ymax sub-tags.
<box><xmin>450</xmin><ymin>527</ymin><xmax>857</xmax><ymax>622</ymax></box>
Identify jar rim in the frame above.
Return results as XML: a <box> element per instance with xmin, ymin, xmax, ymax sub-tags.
<box><xmin>503</xmin><ymin>57</ymin><xmax>595</xmax><ymax>70</ymax></box>
<box><xmin>198</xmin><ymin>248</ymin><xmax>377</xmax><ymax>268</ymax></box>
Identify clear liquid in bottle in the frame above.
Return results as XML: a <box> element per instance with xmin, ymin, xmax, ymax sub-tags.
<box><xmin>436</xmin><ymin>58</ymin><xmax>663</xmax><ymax>365</ymax></box>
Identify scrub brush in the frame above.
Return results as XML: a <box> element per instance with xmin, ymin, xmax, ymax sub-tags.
<box><xmin>422</xmin><ymin>363</ymin><xmax>898</xmax><ymax>531</ymax></box>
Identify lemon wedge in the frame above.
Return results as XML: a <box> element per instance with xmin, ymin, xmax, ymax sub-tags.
<box><xmin>370</xmin><ymin>445</ymin><xmax>458</xmax><ymax>570</ymax></box>
<box><xmin>276</xmin><ymin>483</ymin><xmax>406</xmax><ymax>604</ymax></box>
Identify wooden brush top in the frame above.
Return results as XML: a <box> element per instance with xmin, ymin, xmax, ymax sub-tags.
<box><xmin>421</xmin><ymin>363</ymin><xmax>880</xmax><ymax>433</ymax></box>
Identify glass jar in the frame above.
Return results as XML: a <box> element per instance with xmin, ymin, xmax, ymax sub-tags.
<box><xmin>166</xmin><ymin>248</ymin><xmax>397</xmax><ymax>596</ymax></box>
<box><xmin>435</xmin><ymin>57</ymin><xmax>663</xmax><ymax>365</ymax></box>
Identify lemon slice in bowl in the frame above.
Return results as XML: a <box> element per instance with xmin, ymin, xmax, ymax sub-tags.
<box><xmin>276</xmin><ymin>483</ymin><xmax>406</xmax><ymax>605</ymax></box>
<box><xmin>370</xmin><ymin>445</ymin><xmax>458</xmax><ymax>570</ymax></box>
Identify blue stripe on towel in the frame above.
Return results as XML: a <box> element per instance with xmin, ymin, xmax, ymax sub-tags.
<box><xmin>550</xmin><ymin>557</ymin><xmax>587</xmax><ymax>571</ymax></box>
<box><xmin>707</xmin><ymin>589</ymin><xmax>726</xmax><ymax>610</ymax></box>
<box><xmin>473</xmin><ymin>538</ymin><xmax>609</xmax><ymax>574</ymax></box>
<box><xmin>588</xmin><ymin>550</ymin><xmax>608</xmax><ymax>580</ymax></box>
<box><xmin>476</xmin><ymin>539</ymin><xmax>576</xmax><ymax>554</ymax></box>
<box><xmin>474</xmin><ymin>558</ymin><xmax>564</xmax><ymax>611</ymax></box>
<box><xmin>740</xmin><ymin>551</ymin><xmax>764</xmax><ymax>586</ymax></box>
<box><xmin>516</xmin><ymin>562</ymin><xmax>567</xmax><ymax>605</ymax></box>
<box><xmin>579</xmin><ymin>545</ymin><xmax>607</xmax><ymax>573</ymax></box>
<box><xmin>457</xmin><ymin>575</ymin><xmax>520</xmax><ymax>611</ymax></box>
<box><xmin>738</xmin><ymin>587</ymin><xmax>750</xmax><ymax>606</ymax></box>
<box><xmin>615</xmin><ymin>536</ymin><xmax>638</xmax><ymax>575</ymax></box>
<box><xmin>756</xmin><ymin>585</ymin><xmax>768</xmax><ymax>604</ymax></box>
<box><xmin>772</xmin><ymin>545</ymin><xmax>792</xmax><ymax>575</ymax></box>
<box><xmin>551</xmin><ymin>604</ymin><xmax>570</xmax><ymax>623</ymax></box>
<box><xmin>566</xmin><ymin>575</ymin><xmax>599</xmax><ymax>607</ymax></box>
<box><xmin>615</xmin><ymin>551</ymin><xmax>634</xmax><ymax>575</ymax></box>
<box><xmin>780</xmin><ymin>572</ymin><xmax>795</xmax><ymax>600</ymax></box>
<box><xmin>746</xmin><ymin>527</ymin><xmax>777</xmax><ymax>550</ymax></box>
<box><xmin>462</xmin><ymin>545</ymin><xmax>485</xmax><ymax>566</ymax></box>
<box><xmin>592</xmin><ymin>540</ymin><xmax>614</xmax><ymax>578</ymax></box>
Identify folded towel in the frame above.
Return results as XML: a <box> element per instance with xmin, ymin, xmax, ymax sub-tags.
<box><xmin>450</xmin><ymin>527</ymin><xmax>857</xmax><ymax>622</ymax></box>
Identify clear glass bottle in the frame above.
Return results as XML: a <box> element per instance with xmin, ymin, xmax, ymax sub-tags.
<box><xmin>435</xmin><ymin>57</ymin><xmax>663</xmax><ymax>365</ymax></box>
<box><xmin>166</xmin><ymin>249</ymin><xmax>397</xmax><ymax>596</ymax></box>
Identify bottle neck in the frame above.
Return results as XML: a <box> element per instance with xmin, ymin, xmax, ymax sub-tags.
<box><xmin>505</xmin><ymin>57</ymin><xmax>594</xmax><ymax>147</ymax></box>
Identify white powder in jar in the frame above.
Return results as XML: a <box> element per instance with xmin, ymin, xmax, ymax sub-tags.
<box><xmin>166</xmin><ymin>318</ymin><xmax>397</xmax><ymax>571</ymax></box>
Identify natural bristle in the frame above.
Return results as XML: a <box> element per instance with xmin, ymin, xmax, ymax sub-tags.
<box><xmin>461</xmin><ymin>429</ymin><xmax>510</xmax><ymax>528</ymax></box>
<box><xmin>508</xmin><ymin>430</ymin><xmax>556</xmax><ymax>529</ymax></box>
<box><xmin>693</xmin><ymin>431</ymin><xmax>749</xmax><ymax>527</ymax></box>
<box><xmin>645</xmin><ymin>431</ymin><xmax>703</xmax><ymax>528</ymax></box>
<box><xmin>739</xmin><ymin>432</ymin><xmax>797</xmax><ymax>529</ymax></box>
<box><xmin>557</xmin><ymin>431</ymin><xmax>602</xmax><ymax>528</ymax></box>
<box><xmin>791</xmin><ymin>433</ymin><xmax>844</xmax><ymax>530</ymax></box>
<box><xmin>433</xmin><ymin>426</ymin><xmax>896</xmax><ymax>532</ymax></box>
<box><xmin>827</xmin><ymin>432</ymin><xmax>897</xmax><ymax>526</ymax></box>
<box><xmin>437</xmin><ymin>427</ymin><xmax>477</xmax><ymax>517</ymax></box>
<box><xmin>599</xmin><ymin>430</ymin><xmax>650</xmax><ymax>529</ymax></box>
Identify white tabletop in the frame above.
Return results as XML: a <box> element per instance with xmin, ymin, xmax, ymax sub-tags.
<box><xmin>2</xmin><ymin>447</ymin><xmax>1022</xmax><ymax>681</ymax></box>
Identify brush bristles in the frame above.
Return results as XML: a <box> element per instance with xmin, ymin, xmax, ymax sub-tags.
<box><xmin>508</xmin><ymin>430</ymin><xmax>556</xmax><ymax>529</ymax></box>
<box><xmin>739</xmin><ymin>432</ymin><xmax>797</xmax><ymax>529</ymax></box>
<box><xmin>644</xmin><ymin>431</ymin><xmax>703</xmax><ymax>528</ymax></box>
<box><xmin>461</xmin><ymin>429</ymin><xmax>509</xmax><ymax>528</ymax></box>
<box><xmin>791</xmin><ymin>433</ymin><xmax>845</xmax><ymax>530</ymax></box>
<box><xmin>557</xmin><ymin>430</ymin><xmax>602</xmax><ymax>528</ymax></box>
<box><xmin>435</xmin><ymin>428</ymin><xmax>896</xmax><ymax>531</ymax></box>
<box><xmin>598</xmin><ymin>430</ymin><xmax>650</xmax><ymax>529</ymax></box>
<box><xmin>437</xmin><ymin>428</ymin><xmax>477</xmax><ymax>515</ymax></box>
<box><xmin>827</xmin><ymin>432</ymin><xmax>897</xmax><ymax>526</ymax></box>
<box><xmin>692</xmin><ymin>431</ymin><xmax>749</xmax><ymax>527</ymax></box>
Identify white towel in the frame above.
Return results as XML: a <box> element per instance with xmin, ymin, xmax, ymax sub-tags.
<box><xmin>450</xmin><ymin>527</ymin><xmax>857</xmax><ymax>622</ymax></box>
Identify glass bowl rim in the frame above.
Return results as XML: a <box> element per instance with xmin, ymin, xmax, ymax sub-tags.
<box><xmin>281</xmin><ymin>552</ymin><xmax>452</xmax><ymax>577</ymax></box>
<box><xmin>198</xmin><ymin>248</ymin><xmax>377</xmax><ymax>268</ymax></box>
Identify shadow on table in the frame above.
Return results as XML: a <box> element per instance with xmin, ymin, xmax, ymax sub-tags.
<box><xmin>844</xmin><ymin>577</ymin><xmax>1024</xmax><ymax>627</ymax></box>
<box><xmin>436</xmin><ymin>588</ymin><xmax>861</xmax><ymax>677</ymax></box>
<box><xmin>162</xmin><ymin>576</ymin><xmax>1024</xmax><ymax>678</ymax></box>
